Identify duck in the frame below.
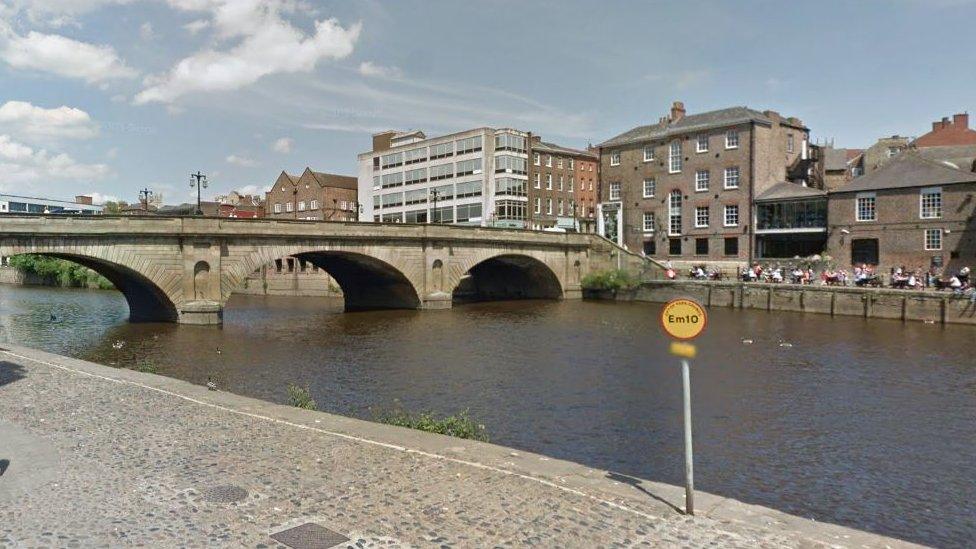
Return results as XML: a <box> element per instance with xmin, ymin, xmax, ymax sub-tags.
<box><xmin>779</xmin><ymin>342</ymin><xmax>793</xmax><ymax>348</ymax></box>
<box><xmin>112</xmin><ymin>340</ymin><xmax>125</xmax><ymax>350</ymax></box>
<box><xmin>741</xmin><ymin>339</ymin><xmax>754</xmax><ymax>345</ymax></box>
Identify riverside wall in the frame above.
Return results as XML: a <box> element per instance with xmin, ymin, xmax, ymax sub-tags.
<box><xmin>605</xmin><ymin>280</ymin><xmax>976</xmax><ymax>326</ymax></box>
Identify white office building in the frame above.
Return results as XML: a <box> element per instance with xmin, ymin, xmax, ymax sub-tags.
<box><xmin>0</xmin><ymin>194</ymin><xmax>103</xmax><ymax>215</ymax></box>
<box><xmin>357</xmin><ymin>127</ymin><xmax>530</xmax><ymax>228</ymax></box>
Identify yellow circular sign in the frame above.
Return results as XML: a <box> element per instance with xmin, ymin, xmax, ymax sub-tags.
<box><xmin>660</xmin><ymin>298</ymin><xmax>707</xmax><ymax>340</ymax></box>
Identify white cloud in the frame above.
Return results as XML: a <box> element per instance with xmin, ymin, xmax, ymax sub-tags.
<box><xmin>134</xmin><ymin>2</ymin><xmax>361</xmax><ymax>104</ymax></box>
<box><xmin>358</xmin><ymin>61</ymin><xmax>402</xmax><ymax>79</ymax></box>
<box><xmin>85</xmin><ymin>191</ymin><xmax>120</xmax><ymax>204</ymax></box>
<box><xmin>0</xmin><ymin>100</ymin><xmax>98</xmax><ymax>141</ymax></box>
<box><xmin>182</xmin><ymin>19</ymin><xmax>210</xmax><ymax>34</ymax></box>
<box><xmin>272</xmin><ymin>136</ymin><xmax>293</xmax><ymax>153</ymax></box>
<box><xmin>0</xmin><ymin>134</ymin><xmax>110</xmax><ymax>189</ymax></box>
<box><xmin>234</xmin><ymin>183</ymin><xmax>269</xmax><ymax>196</ymax></box>
<box><xmin>139</xmin><ymin>22</ymin><xmax>155</xmax><ymax>41</ymax></box>
<box><xmin>0</xmin><ymin>26</ymin><xmax>137</xmax><ymax>83</ymax></box>
<box><xmin>225</xmin><ymin>153</ymin><xmax>256</xmax><ymax>167</ymax></box>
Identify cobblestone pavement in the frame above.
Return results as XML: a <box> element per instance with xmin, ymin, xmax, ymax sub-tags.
<box><xmin>0</xmin><ymin>346</ymin><xmax>919</xmax><ymax>548</ymax></box>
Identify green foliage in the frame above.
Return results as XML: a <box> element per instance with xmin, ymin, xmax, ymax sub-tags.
<box><xmin>133</xmin><ymin>359</ymin><xmax>158</xmax><ymax>374</ymax></box>
<box><xmin>581</xmin><ymin>269</ymin><xmax>639</xmax><ymax>291</ymax></box>
<box><xmin>287</xmin><ymin>383</ymin><xmax>317</xmax><ymax>410</ymax></box>
<box><xmin>7</xmin><ymin>254</ymin><xmax>114</xmax><ymax>289</ymax></box>
<box><xmin>375</xmin><ymin>407</ymin><xmax>489</xmax><ymax>442</ymax></box>
<box><xmin>102</xmin><ymin>201</ymin><xmax>128</xmax><ymax>214</ymax></box>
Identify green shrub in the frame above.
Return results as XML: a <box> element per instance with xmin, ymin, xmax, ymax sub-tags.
<box><xmin>287</xmin><ymin>383</ymin><xmax>317</xmax><ymax>410</ymax></box>
<box><xmin>134</xmin><ymin>359</ymin><xmax>158</xmax><ymax>374</ymax></box>
<box><xmin>581</xmin><ymin>269</ymin><xmax>638</xmax><ymax>291</ymax></box>
<box><xmin>7</xmin><ymin>254</ymin><xmax>113</xmax><ymax>289</ymax></box>
<box><xmin>375</xmin><ymin>407</ymin><xmax>489</xmax><ymax>442</ymax></box>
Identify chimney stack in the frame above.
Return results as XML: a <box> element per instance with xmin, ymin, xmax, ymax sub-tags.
<box><xmin>953</xmin><ymin>112</ymin><xmax>969</xmax><ymax>129</ymax></box>
<box><xmin>371</xmin><ymin>130</ymin><xmax>397</xmax><ymax>152</ymax></box>
<box><xmin>75</xmin><ymin>195</ymin><xmax>93</xmax><ymax>205</ymax></box>
<box><xmin>670</xmin><ymin>101</ymin><xmax>686</xmax><ymax>122</ymax></box>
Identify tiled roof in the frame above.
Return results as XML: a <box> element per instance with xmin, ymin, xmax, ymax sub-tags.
<box><xmin>823</xmin><ymin>148</ymin><xmax>850</xmax><ymax>171</ymax></box>
<box><xmin>755</xmin><ymin>181</ymin><xmax>827</xmax><ymax>202</ymax></box>
<box><xmin>309</xmin><ymin>170</ymin><xmax>357</xmax><ymax>190</ymax></box>
<box><xmin>598</xmin><ymin>106</ymin><xmax>803</xmax><ymax>148</ymax></box>
<box><xmin>830</xmin><ymin>152</ymin><xmax>976</xmax><ymax>193</ymax></box>
<box><xmin>531</xmin><ymin>140</ymin><xmax>597</xmax><ymax>159</ymax></box>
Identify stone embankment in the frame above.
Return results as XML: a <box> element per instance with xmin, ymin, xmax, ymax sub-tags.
<box><xmin>599</xmin><ymin>280</ymin><xmax>976</xmax><ymax>326</ymax></box>
<box><xmin>0</xmin><ymin>345</ymin><xmax>920</xmax><ymax>547</ymax></box>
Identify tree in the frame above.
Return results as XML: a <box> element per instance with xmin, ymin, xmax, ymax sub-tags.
<box><xmin>102</xmin><ymin>201</ymin><xmax>128</xmax><ymax>214</ymax></box>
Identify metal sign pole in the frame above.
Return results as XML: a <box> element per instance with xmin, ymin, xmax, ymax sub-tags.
<box><xmin>681</xmin><ymin>358</ymin><xmax>694</xmax><ymax>515</ymax></box>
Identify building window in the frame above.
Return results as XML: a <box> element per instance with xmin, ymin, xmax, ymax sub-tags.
<box><xmin>856</xmin><ymin>193</ymin><xmax>876</xmax><ymax>222</ymax></box>
<box><xmin>456</xmin><ymin>203</ymin><xmax>482</xmax><ymax>223</ymax></box>
<box><xmin>668</xmin><ymin>140</ymin><xmax>682</xmax><ymax>173</ymax></box>
<box><xmin>643</xmin><ymin>240</ymin><xmax>656</xmax><ymax>255</ymax></box>
<box><xmin>696</xmin><ymin>135</ymin><xmax>708</xmax><ymax>153</ymax></box>
<box><xmin>495</xmin><ymin>155</ymin><xmax>527</xmax><ymax>175</ymax></box>
<box><xmin>925</xmin><ymin>229</ymin><xmax>943</xmax><ymax>251</ymax></box>
<box><xmin>381</xmin><ymin>152</ymin><xmax>404</xmax><ymax>168</ymax></box>
<box><xmin>456</xmin><ymin>180</ymin><xmax>482</xmax><ymax>198</ymax></box>
<box><xmin>695</xmin><ymin>170</ymin><xmax>709</xmax><ymax>192</ymax></box>
<box><xmin>787</xmin><ymin>134</ymin><xmax>794</xmax><ymax>153</ymax></box>
<box><xmin>534</xmin><ymin>173</ymin><xmax>541</xmax><ymax>188</ymax></box>
<box><xmin>724</xmin><ymin>204</ymin><xmax>739</xmax><ymax>226</ymax></box>
<box><xmin>568</xmin><ymin>175</ymin><xmax>574</xmax><ymax>193</ymax></box>
<box><xmin>286</xmin><ymin>202</ymin><xmax>294</xmax><ymax>212</ymax></box>
<box><xmin>724</xmin><ymin>166</ymin><xmax>740</xmax><ymax>189</ymax></box>
<box><xmin>430</xmin><ymin>163</ymin><xmax>453</xmax><ymax>181</ymax></box>
<box><xmin>545</xmin><ymin>174</ymin><xmax>552</xmax><ymax>190</ymax></box>
<box><xmin>569</xmin><ymin>158</ymin><xmax>574</xmax><ymax>169</ymax></box>
<box><xmin>546</xmin><ymin>198</ymin><xmax>553</xmax><ymax>215</ymax></box>
<box><xmin>310</xmin><ymin>199</ymin><xmax>319</xmax><ymax>209</ymax></box>
<box><xmin>534</xmin><ymin>197</ymin><xmax>541</xmax><ymax>214</ymax></box>
<box><xmin>533</xmin><ymin>152</ymin><xmax>540</xmax><ymax>166</ymax></box>
<box><xmin>669</xmin><ymin>238</ymin><xmax>682</xmax><ymax>255</ymax></box>
<box><xmin>455</xmin><ymin>136</ymin><xmax>482</xmax><ymax>155</ymax></box>
<box><xmin>404</xmin><ymin>147</ymin><xmax>427</xmax><ymax>164</ymax></box>
<box><xmin>920</xmin><ymin>187</ymin><xmax>942</xmax><ymax>219</ymax></box>
<box><xmin>609</xmin><ymin>182</ymin><xmax>621</xmax><ymax>201</ymax></box>
<box><xmin>546</xmin><ymin>155</ymin><xmax>553</xmax><ymax>167</ymax></box>
<box><xmin>724</xmin><ymin>237</ymin><xmax>738</xmax><ymax>256</ymax></box>
<box><xmin>695</xmin><ymin>238</ymin><xmax>709</xmax><ymax>255</ymax></box>
<box><xmin>668</xmin><ymin>189</ymin><xmax>682</xmax><ymax>235</ymax></box>
<box><xmin>430</xmin><ymin>142</ymin><xmax>453</xmax><ymax>159</ymax></box>
<box><xmin>557</xmin><ymin>158</ymin><xmax>563</xmax><ymax>169</ymax></box>
<box><xmin>887</xmin><ymin>147</ymin><xmax>900</xmax><ymax>158</ymax></box>
<box><xmin>725</xmin><ymin>129</ymin><xmax>739</xmax><ymax>149</ymax></box>
<box><xmin>455</xmin><ymin>158</ymin><xmax>482</xmax><ymax>176</ymax></box>
<box><xmin>643</xmin><ymin>145</ymin><xmax>654</xmax><ymax>162</ymax></box>
<box><xmin>558</xmin><ymin>199</ymin><xmax>564</xmax><ymax>216</ymax></box>
<box><xmin>558</xmin><ymin>175</ymin><xmax>564</xmax><ymax>191</ymax></box>
<box><xmin>298</xmin><ymin>201</ymin><xmax>306</xmax><ymax>211</ymax></box>
<box><xmin>274</xmin><ymin>203</ymin><xmax>282</xmax><ymax>213</ymax></box>
<box><xmin>643</xmin><ymin>212</ymin><xmax>655</xmax><ymax>232</ymax></box>
<box><xmin>610</xmin><ymin>152</ymin><xmax>620</xmax><ymax>166</ymax></box>
<box><xmin>695</xmin><ymin>206</ymin><xmax>709</xmax><ymax>228</ymax></box>
<box><xmin>642</xmin><ymin>178</ymin><xmax>655</xmax><ymax>198</ymax></box>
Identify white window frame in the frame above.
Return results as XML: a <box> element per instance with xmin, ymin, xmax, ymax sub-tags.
<box><xmin>696</xmin><ymin>134</ymin><xmax>709</xmax><ymax>153</ymax></box>
<box><xmin>534</xmin><ymin>197</ymin><xmax>541</xmax><ymax>214</ymax></box>
<box><xmin>668</xmin><ymin>190</ymin><xmax>682</xmax><ymax>235</ymax></box>
<box><xmin>311</xmin><ymin>199</ymin><xmax>319</xmax><ymax>209</ymax></box>
<box><xmin>668</xmin><ymin>140</ymin><xmax>682</xmax><ymax>173</ymax></box>
<box><xmin>298</xmin><ymin>201</ymin><xmax>306</xmax><ymax>211</ymax></box>
<box><xmin>286</xmin><ymin>202</ymin><xmax>294</xmax><ymax>212</ymax></box>
<box><xmin>695</xmin><ymin>206</ymin><xmax>709</xmax><ymax>228</ymax></box>
<box><xmin>546</xmin><ymin>155</ymin><xmax>553</xmax><ymax>167</ymax></box>
<box><xmin>856</xmin><ymin>193</ymin><xmax>876</xmax><ymax>222</ymax></box>
<box><xmin>546</xmin><ymin>198</ymin><xmax>553</xmax><ymax>215</ymax></box>
<box><xmin>725</xmin><ymin>129</ymin><xmax>739</xmax><ymax>149</ymax></box>
<box><xmin>273</xmin><ymin>203</ymin><xmax>282</xmax><ymax>213</ymax></box>
<box><xmin>609</xmin><ymin>182</ymin><xmax>621</xmax><ymax>201</ymax></box>
<box><xmin>642</xmin><ymin>178</ymin><xmax>655</xmax><ymax>198</ymax></box>
<box><xmin>924</xmin><ymin>228</ymin><xmax>943</xmax><ymax>251</ymax></box>
<box><xmin>558</xmin><ymin>175</ymin><xmax>564</xmax><ymax>191</ymax></box>
<box><xmin>610</xmin><ymin>152</ymin><xmax>620</xmax><ymax>166</ymax></box>
<box><xmin>723</xmin><ymin>204</ymin><xmax>739</xmax><ymax>227</ymax></box>
<box><xmin>787</xmin><ymin>134</ymin><xmax>794</xmax><ymax>154</ymax></box>
<box><xmin>643</xmin><ymin>145</ymin><xmax>654</xmax><ymax>162</ymax></box>
<box><xmin>534</xmin><ymin>173</ymin><xmax>541</xmax><ymax>189</ymax></box>
<box><xmin>533</xmin><ymin>152</ymin><xmax>540</xmax><ymax>166</ymax></box>
<box><xmin>919</xmin><ymin>187</ymin><xmax>942</xmax><ymax>219</ymax></box>
<box><xmin>695</xmin><ymin>170</ymin><xmax>709</xmax><ymax>192</ymax></box>
<box><xmin>723</xmin><ymin>166</ymin><xmax>740</xmax><ymax>189</ymax></box>
<box><xmin>643</xmin><ymin>212</ymin><xmax>655</xmax><ymax>233</ymax></box>
<box><xmin>545</xmin><ymin>174</ymin><xmax>552</xmax><ymax>190</ymax></box>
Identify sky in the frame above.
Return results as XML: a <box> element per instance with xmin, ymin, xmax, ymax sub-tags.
<box><xmin>1</xmin><ymin>0</ymin><xmax>975</xmax><ymax>205</ymax></box>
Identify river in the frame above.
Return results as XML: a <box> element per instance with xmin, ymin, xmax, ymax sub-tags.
<box><xmin>0</xmin><ymin>284</ymin><xmax>973</xmax><ymax>547</ymax></box>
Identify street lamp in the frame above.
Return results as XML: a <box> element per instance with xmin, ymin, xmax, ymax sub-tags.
<box><xmin>139</xmin><ymin>187</ymin><xmax>154</xmax><ymax>213</ymax></box>
<box><xmin>429</xmin><ymin>188</ymin><xmax>440</xmax><ymax>224</ymax></box>
<box><xmin>190</xmin><ymin>171</ymin><xmax>208</xmax><ymax>215</ymax></box>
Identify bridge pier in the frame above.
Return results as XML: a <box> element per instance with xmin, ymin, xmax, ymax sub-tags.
<box><xmin>421</xmin><ymin>291</ymin><xmax>453</xmax><ymax>310</ymax></box>
<box><xmin>178</xmin><ymin>300</ymin><xmax>223</xmax><ymax>325</ymax></box>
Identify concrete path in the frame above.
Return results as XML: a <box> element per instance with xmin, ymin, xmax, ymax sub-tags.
<box><xmin>0</xmin><ymin>345</ymin><xmax>919</xmax><ymax>548</ymax></box>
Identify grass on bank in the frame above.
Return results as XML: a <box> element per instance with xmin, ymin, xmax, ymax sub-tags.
<box><xmin>374</xmin><ymin>407</ymin><xmax>489</xmax><ymax>442</ymax></box>
<box><xmin>7</xmin><ymin>254</ymin><xmax>114</xmax><ymax>290</ymax></box>
<box><xmin>287</xmin><ymin>383</ymin><xmax>317</xmax><ymax>410</ymax></box>
<box><xmin>581</xmin><ymin>269</ymin><xmax>639</xmax><ymax>292</ymax></box>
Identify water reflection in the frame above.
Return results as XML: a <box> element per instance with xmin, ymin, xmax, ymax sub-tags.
<box><xmin>1</xmin><ymin>285</ymin><xmax>974</xmax><ymax>547</ymax></box>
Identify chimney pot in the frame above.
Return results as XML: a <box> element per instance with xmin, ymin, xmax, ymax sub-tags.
<box><xmin>670</xmin><ymin>101</ymin><xmax>686</xmax><ymax>122</ymax></box>
<box><xmin>953</xmin><ymin>113</ymin><xmax>969</xmax><ymax>129</ymax></box>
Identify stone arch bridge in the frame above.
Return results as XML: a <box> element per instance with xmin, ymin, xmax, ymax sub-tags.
<box><xmin>0</xmin><ymin>216</ymin><xmax>654</xmax><ymax>324</ymax></box>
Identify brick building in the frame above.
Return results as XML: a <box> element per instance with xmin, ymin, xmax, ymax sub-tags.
<box><xmin>860</xmin><ymin>136</ymin><xmax>911</xmax><ymax>175</ymax></box>
<box><xmin>266</xmin><ymin>168</ymin><xmax>358</xmax><ymax>221</ymax></box>
<box><xmin>527</xmin><ymin>138</ymin><xmax>599</xmax><ymax>232</ymax></box>
<box><xmin>597</xmin><ymin>101</ymin><xmax>809</xmax><ymax>266</ymax></box>
<box><xmin>826</xmin><ymin>152</ymin><xmax>976</xmax><ymax>273</ymax></box>
<box><xmin>914</xmin><ymin>113</ymin><xmax>976</xmax><ymax>147</ymax></box>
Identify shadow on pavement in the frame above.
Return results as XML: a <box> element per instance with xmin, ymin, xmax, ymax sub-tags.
<box><xmin>606</xmin><ymin>471</ymin><xmax>686</xmax><ymax>515</ymax></box>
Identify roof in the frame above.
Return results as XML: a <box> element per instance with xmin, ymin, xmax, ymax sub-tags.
<box><xmin>823</xmin><ymin>148</ymin><xmax>850</xmax><ymax>171</ymax></box>
<box><xmin>306</xmin><ymin>169</ymin><xmax>357</xmax><ymax>190</ymax></box>
<box><xmin>914</xmin><ymin>144</ymin><xmax>976</xmax><ymax>172</ymax></box>
<box><xmin>531</xmin><ymin>140</ymin><xmax>597</xmax><ymax>159</ymax></box>
<box><xmin>755</xmin><ymin>182</ymin><xmax>827</xmax><ymax>202</ymax></box>
<box><xmin>598</xmin><ymin>106</ymin><xmax>805</xmax><ymax>148</ymax></box>
<box><xmin>830</xmin><ymin>152</ymin><xmax>976</xmax><ymax>193</ymax></box>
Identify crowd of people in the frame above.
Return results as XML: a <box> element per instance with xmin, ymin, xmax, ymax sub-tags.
<box><xmin>663</xmin><ymin>261</ymin><xmax>975</xmax><ymax>298</ymax></box>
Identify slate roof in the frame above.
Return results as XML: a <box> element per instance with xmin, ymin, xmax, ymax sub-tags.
<box><xmin>308</xmin><ymin>170</ymin><xmax>357</xmax><ymax>190</ymax></box>
<box><xmin>531</xmin><ymin>140</ymin><xmax>597</xmax><ymax>159</ymax></box>
<box><xmin>830</xmin><ymin>152</ymin><xmax>976</xmax><ymax>193</ymax></box>
<box><xmin>755</xmin><ymin>181</ymin><xmax>827</xmax><ymax>202</ymax></box>
<box><xmin>914</xmin><ymin>144</ymin><xmax>976</xmax><ymax>172</ymax></box>
<box><xmin>598</xmin><ymin>106</ymin><xmax>805</xmax><ymax>148</ymax></box>
<box><xmin>823</xmin><ymin>148</ymin><xmax>850</xmax><ymax>171</ymax></box>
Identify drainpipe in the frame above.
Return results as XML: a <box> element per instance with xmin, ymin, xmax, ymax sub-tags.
<box><xmin>748</xmin><ymin>121</ymin><xmax>756</xmax><ymax>266</ymax></box>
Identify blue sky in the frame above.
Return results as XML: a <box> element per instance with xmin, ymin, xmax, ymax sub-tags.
<box><xmin>1</xmin><ymin>0</ymin><xmax>974</xmax><ymax>204</ymax></box>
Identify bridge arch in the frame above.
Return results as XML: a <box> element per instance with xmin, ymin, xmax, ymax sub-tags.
<box><xmin>451</xmin><ymin>253</ymin><xmax>563</xmax><ymax>303</ymax></box>
<box><xmin>29</xmin><ymin>253</ymin><xmax>178</xmax><ymax>322</ymax></box>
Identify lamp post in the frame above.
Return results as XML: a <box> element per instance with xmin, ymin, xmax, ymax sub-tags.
<box><xmin>190</xmin><ymin>171</ymin><xmax>207</xmax><ymax>215</ymax></box>
<box><xmin>429</xmin><ymin>188</ymin><xmax>440</xmax><ymax>224</ymax></box>
<box><xmin>139</xmin><ymin>187</ymin><xmax>154</xmax><ymax>213</ymax></box>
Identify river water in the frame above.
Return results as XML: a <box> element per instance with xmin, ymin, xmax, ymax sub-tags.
<box><xmin>0</xmin><ymin>284</ymin><xmax>973</xmax><ymax>547</ymax></box>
